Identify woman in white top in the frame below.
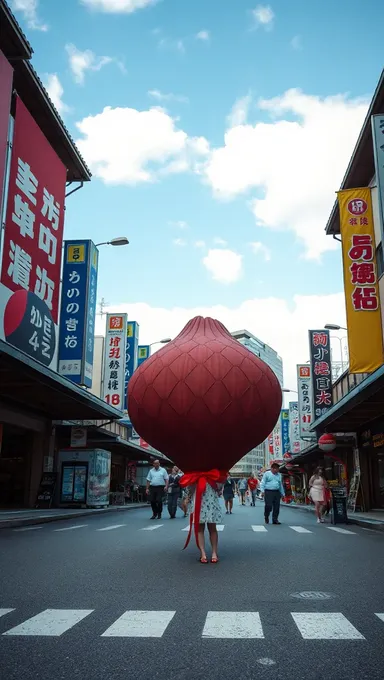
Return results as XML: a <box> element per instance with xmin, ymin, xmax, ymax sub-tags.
<box><xmin>309</xmin><ymin>466</ymin><xmax>329</xmax><ymax>523</ymax></box>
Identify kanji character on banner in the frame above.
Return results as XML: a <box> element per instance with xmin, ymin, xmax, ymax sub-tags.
<box><xmin>16</xmin><ymin>158</ymin><xmax>38</xmax><ymax>206</ymax></box>
<box><xmin>12</xmin><ymin>194</ymin><xmax>35</xmax><ymax>238</ymax></box>
<box><xmin>7</xmin><ymin>241</ymin><xmax>32</xmax><ymax>290</ymax></box>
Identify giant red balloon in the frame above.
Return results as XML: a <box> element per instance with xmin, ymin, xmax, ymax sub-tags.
<box><xmin>128</xmin><ymin>316</ymin><xmax>282</xmax><ymax>471</ymax></box>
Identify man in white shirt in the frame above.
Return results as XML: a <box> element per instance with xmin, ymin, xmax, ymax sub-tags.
<box><xmin>260</xmin><ymin>463</ymin><xmax>285</xmax><ymax>525</ymax></box>
<box><xmin>146</xmin><ymin>460</ymin><xmax>169</xmax><ymax>519</ymax></box>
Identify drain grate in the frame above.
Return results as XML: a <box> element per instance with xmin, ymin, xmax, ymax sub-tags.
<box><xmin>290</xmin><ymin>591</ymin><xmax>335</xmax><ymax>600</ymax></box>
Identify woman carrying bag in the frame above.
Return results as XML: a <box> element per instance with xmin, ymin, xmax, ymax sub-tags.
<box><xmin>309</xmin><ymin>466</ymin><xmax>329</xmax><ymax>523</ymax></box>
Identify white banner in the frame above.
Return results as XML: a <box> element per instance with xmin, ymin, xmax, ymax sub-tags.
<box><xmin>297</xmin><ymin>364</ymin><xmax>315</xmax><ymax>439</ymax></box>
<box><xmin>272</xmin><ymin>417</ymin><xmax>282</xmax><ymax>459</ymax></box>
<box><xmin>102</xmin><ymin>313</ymin><xmax>127</xmax><ymax>411</ymax></box>
<box><xmin>288</xmin><ymin>401</ymin><xmax>301</xmax><ymax>453</ymax></box>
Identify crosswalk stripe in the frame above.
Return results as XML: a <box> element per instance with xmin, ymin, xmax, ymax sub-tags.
<box><xmin>291</xmin><ymin>613</ymin><xmax>365</xmax><ymax>639</ymax></box>
<box><xmin>216</xmin><ymin>525</ymin><xmax>224</xmax><ymax>531</ymax></box>
<box><xmin>252</xmin><ymin>526</ymin><xmax>268</xmax><ymax>532</ymax></box>
<box><xmin>96</xmin><ymin>524</ymin><xmax>126</xmax><ymax>532</ymax></box>
<box><xmin>289</xmin><ymin>526</ymin><xmax>313</xmax><ymax>534</ymax></box>
<box><xmin>53</xmin><ymin>525</ymin><xmax>88</xmax><ymax>532</ymax></box>
<box><xmin>327</xmin><ymin>527</ymin><xmax>356</xmax><ymax>535</ymax></box>
<box><xmin>2</xmin><ymin>609</ymin><xmax>94</xmax><ymax>636</ymax></box>
<box><xmin>13</xmin><ymin>526</ymin><xmax>43</xmax><ymax>532</ymax></box>
<box><xmin>375</xmin><ymin>613</ymin><xmax>384</xmax><ymax>623</ymax></box>
<box><xmin>202</xmin><ymin>612</ymin><xmax>264</xmax><ymax>639</ymax></box>
<box><xmin>101</xmin><ymin>611</ymin><xmax>176</xmax><ymax>637</ymax></box>
<box><xmin>0</xmin><ymin>609</ymin><xmax>14</xmax><ymax>618</ymax></box>
<box><xmin>141</xmin><ymin>525</ymin><xmax>163</xmax><ymax>531</ymax></box>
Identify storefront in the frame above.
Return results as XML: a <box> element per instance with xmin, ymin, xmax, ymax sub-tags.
<box><xmin>360</xmin><ymin>419</ymin><xmax>384</xmax><ymax>509</ymax></box>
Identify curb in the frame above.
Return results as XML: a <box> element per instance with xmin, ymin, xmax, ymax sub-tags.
<box><xmin>281</xmin><ymin>502</ymin><xmax>384</xmax><ymax>532</ymax></box>
<box><xmin>0</xmin><ymin>503</ymin><xmax>148</xmax><ymax>530</ymax></box>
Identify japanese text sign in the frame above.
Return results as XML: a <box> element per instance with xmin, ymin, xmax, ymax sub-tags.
<box><xmin>58</xmin><ymin>241</ymin><xmax>99</xmax><ymax>387</ymax></box>
<box><xmin>272</xmin><ymin>417</ymin><xmax>282</xmax><ymax>460</ymax></box>
<box><xmin>309</xmin><ymin>330</ymin><xmax>333</xmax><ymax>421</ymax></box>
<box><xmin>288</xmin><ymin>401</ymin><xmax>301</xmax><ymax>454</ymax></box>
<box><xmin>138</xmin><ymin>344</ymin><xmax>150</xmax><ymax>367</ymax></box>
<box><xmin>102</xmin><ymin>313</ymin><xmax>127</xmax><ymax>410</ymax></box>
<box><xmin>337</xmin><ymin>186</ymin><xmax>384</xmax><ymax>373</ymax></box>
<box><xmin>281</xmin><ymin>409</ymin><xmax>290</xmax><ymax>455</ymax></box>
<box><xmin>297</xmin><ymin>364</ymin><xmax>315</xmax><ymax>438</ymax></box>
<box><xmin>124</xmin><ymin>321</ymin><xmax>139</xmax><ymax>411</ymax></box>
<box><xmin>0</xmin><ymin>97</ymin><xmax>66</xmax><ymax>368</ymax></box>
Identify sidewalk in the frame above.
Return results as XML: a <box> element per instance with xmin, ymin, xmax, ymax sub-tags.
<box><xmin>281</xmin><ymin>502</ymin><xmax>384</xmax><ymax>531</ymax></box>
<box><xmin>0</xmin><ymin>504</ymin><xmax>148</xmax><ymax>529</ymax></box>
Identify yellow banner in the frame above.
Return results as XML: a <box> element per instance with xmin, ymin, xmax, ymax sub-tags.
<box><xmin>337</xmin><ymin>187</ymin><xmax>384</xmax><ymax>373</ymax></box>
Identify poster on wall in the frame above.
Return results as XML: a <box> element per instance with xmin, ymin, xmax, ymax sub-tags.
<box><xmin>87</xmin><ymin>450</ymin><xmax>111</xmax><ymax>506</ymax></box>
<box><xmin>0</xmin><ymin>97</ymin><xmax>66</xmax><ymax>369</ymax></box>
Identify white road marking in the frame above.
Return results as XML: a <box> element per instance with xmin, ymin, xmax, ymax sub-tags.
<box><xmin>216</xmin><ymin>525</ymin><xmax>224</xmax><ymax>531</ymax></box>
<box><xmin>141</xmin><ymin>525</ymin><xmax>163</xmax><ymax>531</ymax></box>
<box><xmin>375</xmin><ymin>613</ymin><xmax>384</xmax><ymax>623</ymax></box>
<box><xmin>202</xmin><ymin>612</ymin><xmax>264</xmax><ymax>639</ymax></box>
<box><xmin>3</xmin><ymin>609</ymin><xmax>94</xmax><ymax>636</ymax></box>
<box><xmin>291</xmin><ymin>613</ymin><xmax>365</xmax><ymax>640</ymax></box>
<box><xmin>289</xmin><ymin>526</ymin><xmax>313</xmax><ymax>534</ymax></box>
<box><xmin>101</xmin><ymin>611</ymin><xmax>175</xmax><ymax>637</ymax></box>
<box><xmin>252</xmin><ymin>525</ymin><xmax>268</xmax><ymax>532</ymax></box>
<box><xmin>96</xmin><ymin>524</ymin><xmax>126</xmax><ymax>532</ymax></box>
<box><xmin>53</xmin><ymin>525</ymin><xmax>88</xmax><ymax>532</ymax></box>
<box><xmin>0</xmin><ymin>609</ymin><xmax>14</xmax><ymax>618</ymax></box>
<box><xmin>13</xmin><ymin>526</ymin><xmax>44</xmax><ymax>532</ymax></box>
<box><xmin>257</xmin><ymin>658</ymin><xmax>276</xmax><ymax>666</ymax></box>
<box><xmin>327</xmin><ymin>527</ymin><xmax>356</xmax><ymax>535</ymax></box>
<box><xmin>182</xmin><ymin>526</ymin><xmax>190</xmax><ymax>531</ymax></box>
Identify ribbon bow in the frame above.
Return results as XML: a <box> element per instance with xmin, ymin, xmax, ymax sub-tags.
<box><xmin>179</xmin><ymin>469</ymin><xmax>226</xmax><ymax>550</ymax></box>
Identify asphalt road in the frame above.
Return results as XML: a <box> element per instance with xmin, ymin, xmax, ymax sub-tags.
<box><xmin>0</xmin><ymin>497</ymin><xmax>383</xmax><ymax>680</ymax></box>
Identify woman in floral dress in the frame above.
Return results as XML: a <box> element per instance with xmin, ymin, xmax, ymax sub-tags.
<box><xmin>186</xmin><ymin>481</ymin><xmax>223</xmax><ymax>563</ymax></box>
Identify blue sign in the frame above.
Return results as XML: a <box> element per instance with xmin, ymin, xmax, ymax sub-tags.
<box><xmin>124</xmin><ymin>321</ymin><xmax>139</xmax><ymax>410</ymax></box>
<box><xmin>138</xmin><ymin>344</ymin><xmax>150</xmax><ymax>367</ymax></box>
<box><xmin>58</xmin><ymin>240</ymin><xmax>99</xmax><ymax>387</ymax></box>
<box><xmin>281</xmin><ymin>409</ymin><xmax>290</xmax><ymax>454</ymax></box>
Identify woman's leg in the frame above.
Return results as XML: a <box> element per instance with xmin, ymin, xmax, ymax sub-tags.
<box><xmin>319</xmin><ymin>503</ymin><xmax>325</xmax><ymax>521</ymax></box>
<box><xmin>314</xmin><ymin>501</ymin><xmax>321</xmax><ymax>519</ymax></box>
<box><xmin>197</xmin><ymin>524</ymin><xmax>207</xmax><ymax>560</ymax></box>
<box><xmin>207</xmin><ymin>523</ymin><xmax>219</xmax><ymax>559</ymax></box>
<box><xmin>229</xmin><ymin>498</ymin><xmax>233</xmax><ymax>513</ymax></box>
<box><xmin>225</xmin><ymin>499</ymin><xmax>229</xmax><ymax>513</ymax></box>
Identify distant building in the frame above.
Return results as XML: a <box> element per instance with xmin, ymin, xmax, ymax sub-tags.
<box><xmin>230</xmin><ymin>330</ymin><xmax>283</xmax><ymax>477</ymax></box>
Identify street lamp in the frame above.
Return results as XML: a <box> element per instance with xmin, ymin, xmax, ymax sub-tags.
<box><xmin>324</xmin><ymin>324</ymin><xmax>347</xmax><ymax>331</ymax></box>
<box><xmin>150</xmin><ymin>338</ymin><xmax>172</xmax><ymax>347</ymax></box>
<box><xmin>282</xmin><ymin>388</ymin><xmax>298</xmax><ymax>394</ymax></box>
<box><xmin>95</xmin><ymin>236</ymin><xmax>129</xmax><ymax>247</ymax></box>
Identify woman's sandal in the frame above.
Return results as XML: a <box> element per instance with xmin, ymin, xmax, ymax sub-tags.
<box><xmin>211</xmin><ymin>557</ymin><xmax>219</xmax><ymax>564</ymax></box>
<box><xmin>199</xmin><ymin>556</ymin><xmax>208</xmax><ymax>564</ymax></box>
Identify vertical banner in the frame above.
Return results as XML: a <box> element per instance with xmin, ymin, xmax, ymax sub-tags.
<box><xmin>288</xmin><ymin>401</ymin><xmax>301</xmax><ymax>453</ymax></box>
<box><xmin>272</xmin><ymin>418</ymin><xmax>282</xmax><ymax>460</ymax></box>
<box><xmin>309</xmin><ymin>330</ymin><xmax>333</xmax><ymax>420</ymax></box>
<box><xmin>337</xmin><ymin>186</ymin><xmax>384</xmax><ymax>373</ymax></box>
<box><xmin>102</xmin><ymin>313</ymin><xmax>127</xmax><ymax>410</ymax></box>
<box><xmin>124</xmin><ymin>321</ymin><xmax>139</xmax><ymax>411</ymax></box>
<box><xmin>297</xmin><ymin>364</ymin><xmax>315</xmax><ymax>438</ymax></box>
<box><xmin>58</xmin><ymin>240</ymin><xmax>98</xmax><ymax>386</ymax></box>
<box><xmin>371</xmin><ymin>115</ymin><xmax>384</xmax><ymax>243</ymax></box>
<box><xmin>0</xmin><ymin>50</ymin><xmax>13</xmax><ymax>216</ymax></box>
<box><xmin>137</xmin><ymin>344</ymin><xmax>150</xmax><ymax>367</ymax></box>
<box><xmin>0</xmin><ymin>97</ymin><xmax>66</xmax><ymax>369</ymax></box>
<box><xmin>281</xmin><ymin>408</ymin><xmax>290</xmax><ymax>455</ymax></box>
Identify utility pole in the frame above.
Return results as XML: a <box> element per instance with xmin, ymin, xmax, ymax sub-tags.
<box><xmin>98</xmin><ymin>297</ymin><xmax>109</xmax><ymax>317</ymax></box>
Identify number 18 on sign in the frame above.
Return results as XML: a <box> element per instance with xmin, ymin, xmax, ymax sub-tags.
<box><xmin>102</xmin><ymin>313</ymin><xmax>127</xmax><ymax>409</ymax></box>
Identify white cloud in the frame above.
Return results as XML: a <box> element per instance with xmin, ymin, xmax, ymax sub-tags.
<box><xmin>158</xmin><ymin>36</ymin><xmax>185</xmax><ymax>53</ymax></box>
<box><xmin>96</xmin><ymin>292</ymin><xmax>347</xmax><ymax>393</ymax></box>
<box><xmin>290</xmin><ymin>35</ymin><xmax>302</xmax><ymax>51</ymax></box>
<box><xmin>148</xmin><ymin>89</ymin><xmax>189</xmax><ymax>104</ymax></box>
<box><xmin>227</xmin><ymin>94</ymin><xmax>251</xmax><ymax>128</ymax></box>
<box><xmin>172</xmin><ymin>238</ymin><xmax>187</xmax><ymax>246</ymax></box>
<box><xmin>11</xmin><ymin>0</ymin><xmax>48</xmax><ymax>31</ymax></box>
<box><xmin>213</xmin><ymin>237</ymin><xmax>228</xmax><ymax>246</ymax></box>
<box><xmin>194</xmin><ymin>240</ymin><xmax>206</xmax><ymax>249</ymax></box>
<box><xmin>169</xmin><ymin>220</ymin><xmax>188</xmax><ymax>230</ymax></box>
<box><xmin>202</xmin><ymin>248</ymin><xmax>243</xmax><ymax>284</ymax></box>
<box><xmin>250</xmin><ymin>241</ymin><xmax>271</xmax><ymax>261</ymax></box>
<box><xmin>75</xmin><ymin>105</ymin><xmax>209</xmax><ymax>185</ymax></box>
<box><xmin>43</xmin><ymin>74</ymin><xmax>70</xmax><ymax>115</ymax></box>
<box><xmin>81</xmin><ymin>0</ymin><xmax>158</xmax><ymax>13</ymax></box>
<box><xmin>196</xmin><ymin>30</ymin><xmax>210</xmax><ymax>42</ymax></box>
<box><xmin>66</xmin><ymin>44</ymin><xmax>120</xmax><ymax>85</ymax></box>
<box><xmin>203</xmin><ymin>88</ymin><xmax>368</xmax><ymax>259</ymax></box>
<box><xmin>251</xmin><ymin>5</ymin><xmax>274</xmax><ymax>30</ymax></box>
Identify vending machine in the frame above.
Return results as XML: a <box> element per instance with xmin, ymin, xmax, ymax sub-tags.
<box><xmin>58</xmin><ymin>449</ymin><xmax>111</xmax><ymax>507</ymax></box>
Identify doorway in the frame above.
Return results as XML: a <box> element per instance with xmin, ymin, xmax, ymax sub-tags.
<box><xmin>372</xmin><ymin>450</ymin><xmax>384</xmax><ymax>508</ymax></box>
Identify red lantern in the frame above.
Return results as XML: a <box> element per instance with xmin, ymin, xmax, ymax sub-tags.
<box><xmin>128</xmin><ymin>316</ymin><xmax>282</xmax><ymax>472</ymax></box>
<box><xmin>318</xmin><ymin>433</ymin><xmax>337</xmax><ymax>452</ymax></box>
<box><xmin>283</xmin><ymin>452</ymin><xmax>292</xmax><ymax>460</ymax></box>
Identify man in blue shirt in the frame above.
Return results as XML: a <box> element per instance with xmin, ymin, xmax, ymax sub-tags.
<box><xmin>260</xmin><ymin>463</ymin><xmax>285</xmax><ymax>525</ymax></box>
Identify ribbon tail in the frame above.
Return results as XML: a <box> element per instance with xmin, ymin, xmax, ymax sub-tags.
<box><xmin>182</xmin><ymin>512</ymin><xmax>193</xmax><ymax>550</ymax></box>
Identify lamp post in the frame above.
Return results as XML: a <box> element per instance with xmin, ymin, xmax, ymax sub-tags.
<box><xmin>325</xmin><ymin>324</ymin><xmax>348</xmax><ymax>374</ymax></box>
<box><xmin>282</xmin><ymin>388</ymin><xmax>298</xmax><ymax>394</ymax></box>
<box><xmin>95</xmin><ymin>236</ymin><xmax>129</xmax><ymax>247</ymax></box>
<box><xmin>150</xmin><ymin>338</ymin><xmax>172</xmax><ymax>348</ymax></box>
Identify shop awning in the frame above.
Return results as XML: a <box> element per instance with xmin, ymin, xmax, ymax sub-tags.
<box><xmin>311</xmin><ymin>365</ymin><xmax>384</xmax><ymax>433</ymax></box>
<box><xmin>0</xmin><ymin>340</ymin><xmax>123</xmax><ymax>421</ymax></box>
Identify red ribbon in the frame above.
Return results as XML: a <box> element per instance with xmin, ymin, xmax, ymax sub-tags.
<box><xmin>179</xmin><ymin>469</ymin><xmax>226</xmax><ymax>550</ymax></box>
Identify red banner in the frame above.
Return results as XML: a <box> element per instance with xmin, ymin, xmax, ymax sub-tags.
<box><xmin>0</xmin><ymin>97</ymin><xmax>67</xmax><ymax>367</ymax></box>
<box><xmin>0</xmin><ymin>50</ymin><xmax>13</xmax><ymax>214</ymax></box>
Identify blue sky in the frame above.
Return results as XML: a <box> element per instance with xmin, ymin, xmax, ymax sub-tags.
<box><xmin>10</xmin><ymin>0</ymin><xmax>384</xmax><ymax>388</ymax></box>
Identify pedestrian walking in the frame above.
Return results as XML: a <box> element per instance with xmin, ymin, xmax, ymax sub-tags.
<box><xmin>248</xmin><ymin>473</ymin><xmax>259</xmax><ymax>506</ymax></box>
<box><xmin>260</xmin><ymin>463</ymin><xmax>285</xmax><ymax>524</ymax></box>
<box><xmin>184</xmin><ymin>479</ymin><xmax>222</xmax><ymax>564</ymax></box>
<box><xmin>167</xmin><ymin>466</ymin><xmax>182</xmax><ymax>518</ymax></box>
<box><xmin>223</xmin><ymin>473</ymin><xmax>236</xmax><ymax>514</ymax></box>
<box><xmin>146</xmin><ymin>460</ymin><xmax>169</xmax><ymax>519</ymax></box>
<box><xmin>309</xmin><ymin>466</ymin><xmax>329</xmax><ymax>523</ymax></box>
<box><xmin>237</xmin><ymin>477</ymin><xmax>248</xmax><ymax>505</ymax></box>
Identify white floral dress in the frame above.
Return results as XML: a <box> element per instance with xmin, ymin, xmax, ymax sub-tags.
<box><xmin>187</xmin><ymin>482</ymin><xmax>223</xmax><ymax>524</ymax></box>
